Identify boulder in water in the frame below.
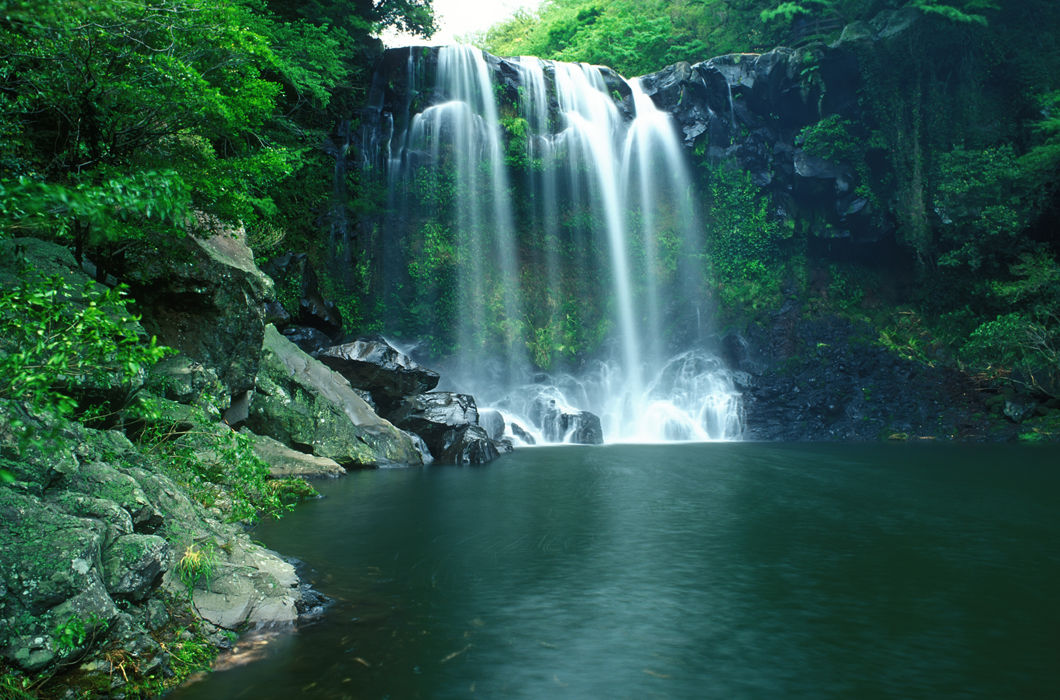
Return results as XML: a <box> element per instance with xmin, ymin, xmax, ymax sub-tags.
<box><xmin>437</xmin><ymin>424</ymin><xmax>500</xmax><ymax>465</ymax></box>
<box><xmin>479</xmin><ymin>409</ymin><xmax>506</xmax><ymax>441</ymax></box>
<box><xmin>531</xmin><ymin>398</ymin><xmax>604</xmax><ymax>445</ymax></box>
<box><xmin>318</xmin><ymin>336</ymin><xmax>440</xmax><ymax>413</ymax></box>
<box><xmin>388</xmin><ymin>392</ymin><xmax>502</xmax><ymax>464</ymax></box>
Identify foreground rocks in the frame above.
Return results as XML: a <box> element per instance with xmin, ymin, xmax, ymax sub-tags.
<box><xmin>0</xmin><ymin>402</ymin><xmax>304</xmax><ymax>682</ymax></box>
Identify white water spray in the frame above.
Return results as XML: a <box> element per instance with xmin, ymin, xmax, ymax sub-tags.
<box><xmin>376</xmin><ymin>47</ymin><xmax>745</xmax><ymax>443</ymax></box>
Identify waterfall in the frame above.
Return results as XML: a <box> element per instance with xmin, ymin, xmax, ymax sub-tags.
<box><xmin>367</xmin><ymin>46</ymin><xmax>744</xmax><ymax>443</ymax></box>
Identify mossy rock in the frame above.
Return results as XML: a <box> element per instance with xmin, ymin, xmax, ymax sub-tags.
<box><xmin>246</xmin><ymin>326</ymin><xmax>423</xmax><ymax>468</ymax></box>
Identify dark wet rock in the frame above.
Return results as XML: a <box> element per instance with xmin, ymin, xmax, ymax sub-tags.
<box><xmin>636</xmin><ymin>46</ymin><xmax>886</xmax><ymax>245</ymax></box>
<box><xmin>295</xmin><ymin>581</ymin><xmax>331</xmax><ymax>621</ymax></box>
<box><xmin>102</xmin><ymin>534</ymin><xmax>171</xmax><ymax>602</ymax></box>
<box><xmin>388</xmin><ymin>392</ymin><xmax>502</xmax><ymax>464</ymax></box>
<box><xmin>120</xmin><ymin>218</ymin><xmax>275</xmax><ymax>397</ymax></box>
<box><xmin>264</xmin><ymin>299</ymin><xmax>291</xmax><ymax>326</ymax></box>
<box><xmin>262</xmin><ymin>253</ymin><xmax>343</xmax><ymax>337</ymax></box>
<box><xmin>530</xmin><ymin>399</ymin><xmax>604</xmax><ymax>445</ymax></box>
<box><xmin>437</xmin><ymin>424</ymin><xmax>500</xmax><ymax>465</ymax></box>
<box><xmin>390</xmin><ymin>392</ymin><xmax>479</xmax><ymax>432</ymax></box>
<box><xmin>282</xmin><ymin>325</ymin><xmax>335</xmax><ymax>355</ymax></box>
<box><xmin>735</xmin><ymin>309</ymin><xmax>998</xmax><ymax>441</ymax></box>
<box><xmin>511</xmin><ymin>422</ymin><xmax>537</xmax><ymax>445</ymax></box>
<box><xmin>1003</xmin><ymin>396</ymin><xmax>1038</xmax><ymax>424</ymax></box>
<box><xmin>145</xmin><ymin>355</ymin><xmax>229</xmax><ymax>421</ymax></box>
<box><xmin>479</xmin><ymin>409</ymin><xmax>506</xmax><ymax>441</ymax></box>
<box><xmin>318</xmin><ymin>336</ymin><xmax>440</xmax><ymax>413</ymax></box>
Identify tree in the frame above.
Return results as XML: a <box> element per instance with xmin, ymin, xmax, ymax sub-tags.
<box><xmin>0</xmin><ymin>0</ymin><xmax>295</xmax><ymax>264</ymax></box>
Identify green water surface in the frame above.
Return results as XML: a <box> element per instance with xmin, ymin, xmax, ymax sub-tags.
<box><xmin>172</xmin><ymin>443</ymin><xmax>1060</xmax><ymax>699</ymax></box>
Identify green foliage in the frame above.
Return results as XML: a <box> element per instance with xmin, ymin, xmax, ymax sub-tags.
<box><xmin>799</xmin><ymin>115</ymin><xmax>864</xmax><ymax>163</ymax></box>
<box><xmin>878</xmin><ymin>310</ymin><xmax>940</xmax><ymax>365</ymax></box>
<box><xmin>501</xmin><ymin>116</ymin><xmax>534</xmax><ymax>170</ymax></box>
<box><xmin>0</xmin><ymin>0</ymin><xmax>437</xmax><ymax>273</ymax></box>
<box><xmin>933</xmin><ymin>145</ymin><xmax>1026</xmax><ymax>270</ymax></box>
<box><xmin>476</xmin><ymin>0</ymin><xmax>735</xmax><ymax>77</ymax></box>
<box><xmin>0</xmin><ymin>272</ymin><xmax>169</xmax><ymax>420</ymax></box>
<box><xmin>133</xmin><ymin>398</ymin><xmax>293</xmax><ymax>522</ymax></box>
<box><xmin>960</xmin><ymin>252</ymin><xmax>1060</xmax><ymax>396</ymax></box>
<box><xmin>407</xmin><ymin>220</ymin><xmax>457</xmax><ymax>284</ymax></box>
<box><xmin>477</xmin><ymin>0</ymin><xmax>1005</xmax><ymax>76</ymax></box>
<box><xmin>0</xmin><ymin>172</ymin><xmax>191</xmax><ymax>249</ymax></box>
<box><xmin>703</xmin><ymin>163</ymin><xmax>790</xmax><ymax>312</ymax></box>
<box><xmin>269</xmin><ymin>477</ymin><xmax>319</xmax><ymax>506</ymax></box>
<box><xmin>760</xmin><ymin>1</ymin><xmax>834</xmax><ymax>25</ymax></box>
<box><xmin>908</xmin><ymin>0</ymin><xmax>998</xmax><ymax>25</ymax></box>
<box><xmin>0</xmin><ymin>670</ymin><xmax>34</xmax><ymax>699</ymax></box>
<box><xmin>163</xmin><ymin>625</ymin><xmax>218</xmax><ymax>680</ymax></box>
<box><xmin>53</xmin><ymin>614</ymin><xmax>106</xmax><ymax>655</ymax></box>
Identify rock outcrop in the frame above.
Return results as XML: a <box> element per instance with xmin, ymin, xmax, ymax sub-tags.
<box><xmin>637</xmin><ymin>46</ymin><xmax>878</xmax><ymax>244</ymax></box>
<box><xmin>262</xmin><ymin>252</ymin><xmax>344</xmax><ymax>339</ymax></box>
<box><xmin>121</xmin><ymin>218</ymin><xmax>276</xmax><ymax>400</ymax></box>
<box><xmin>318</xmin><ymin>336</ymin><xmax>441</xmax><ymax>414</ymax></box>
<box><xmin>246</xmin><ymin>325</ymin><xmax>424</xmax><ymax>468</ymax></box>
<box><xmin>0</xmin><ymin>401</ymin><xmax>303</xmax><ymax>677</ymax></box>
<box><xmin>727</xmin><ymin>310</ymin><xmax>995</xmax><ymax>441</ymax></box>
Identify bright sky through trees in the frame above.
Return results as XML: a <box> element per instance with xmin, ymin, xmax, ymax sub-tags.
<box><xmin>380</xmin><ymin>0</ymin><xmax>543</xmax><ymax>46</ymax></box>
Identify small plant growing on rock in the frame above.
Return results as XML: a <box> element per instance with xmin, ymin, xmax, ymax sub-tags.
<box><xmin>178</xmin><ymin>543</ymin><xmax>216</xmax><ymax>595</ymax></box>
<box><xmin>53</xmin><ymin>613</ymin><xmax>107</xmax><ymax>656</ymax></box>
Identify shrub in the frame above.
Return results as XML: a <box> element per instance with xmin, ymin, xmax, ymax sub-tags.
<box><xmin>0</xmin><ymin>272</ymin><xmax>169</xmax><ymax>421</ymax></box>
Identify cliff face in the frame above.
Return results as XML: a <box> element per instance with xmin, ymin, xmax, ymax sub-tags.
<box><xmin>637</xmin><ymin>44</ymin><xmax>880</xmax><ymax>245</ymax></box>
<box><xmin>350</xmin><ymin>9</ymin><xmax>1049</xmax><ymax>442</ymax></box>
<box><xmin>360</xmin><ymin>13</ymin><xmax>914</xmax><ymax>252</ymax></box>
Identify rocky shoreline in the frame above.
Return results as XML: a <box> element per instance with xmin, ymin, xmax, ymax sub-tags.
<box><xmin>0</xmin><ymin>231</ymin><xmax>518</xmax><ymax>697</ymax></box>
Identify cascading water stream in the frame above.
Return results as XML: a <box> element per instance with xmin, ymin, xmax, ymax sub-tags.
<box><xmin>372</xmin><ymin>46</ymin><xmax>745</xmax><ymax>443</ymax></box>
